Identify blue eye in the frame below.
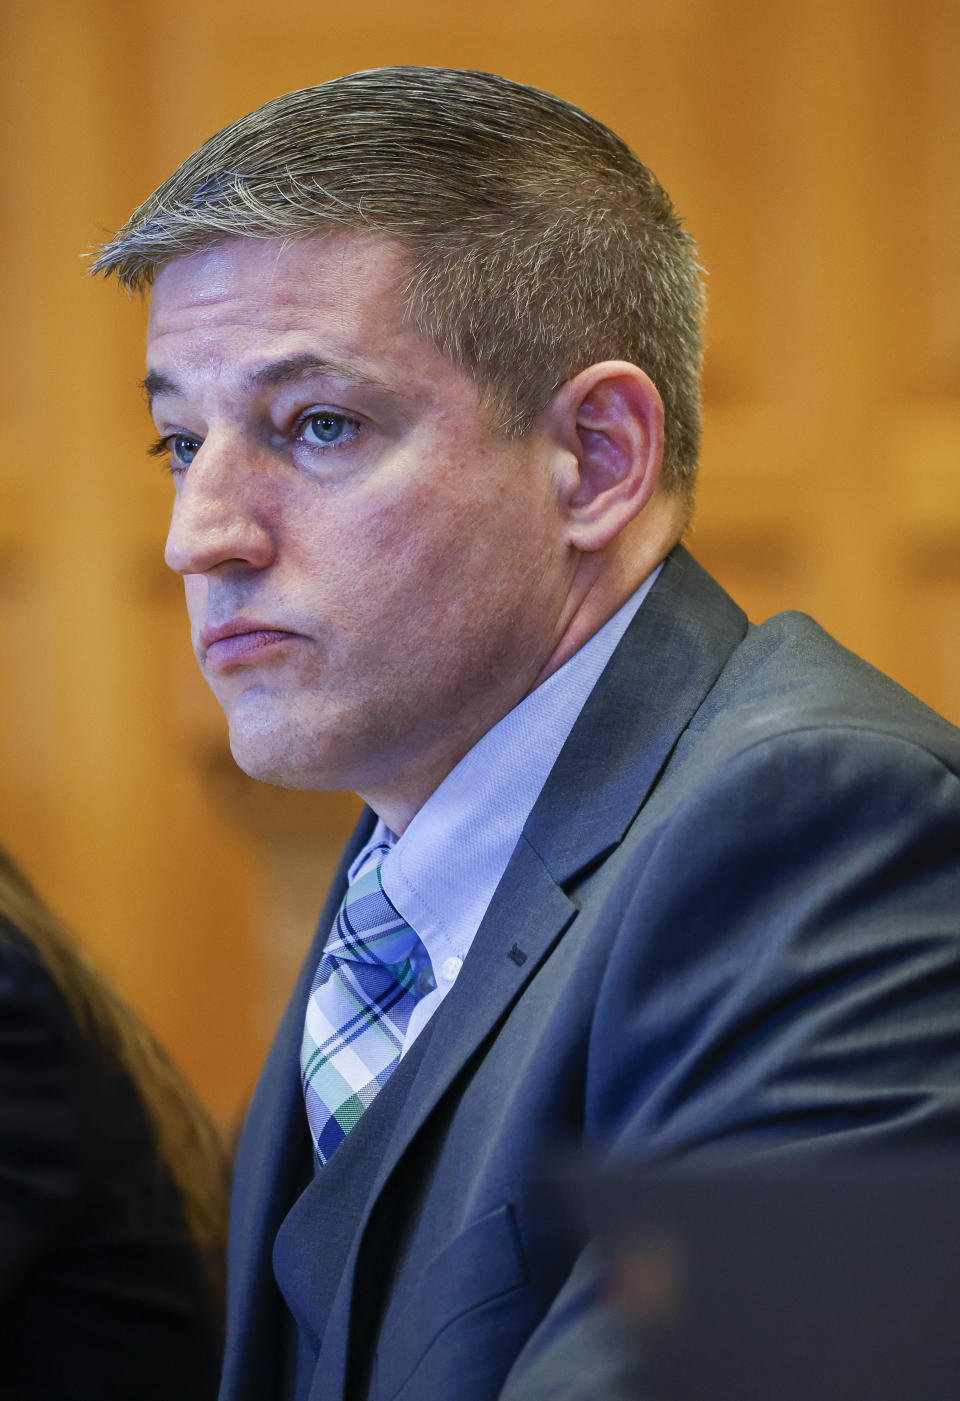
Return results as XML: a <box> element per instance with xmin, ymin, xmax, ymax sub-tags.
<box><xmin>170</xmin><ymin>434</ymin><xmax>201</xmax><ymax>465</ymax></box>
<box><xmin>149</xmin><ymin>433</ymin><xmax>202</xmax><ymax>472</ymax></box>
<box><xmin>300</xmin><ymin>411</ymin><xmax>359</xmax><ymax>449</ymax></box>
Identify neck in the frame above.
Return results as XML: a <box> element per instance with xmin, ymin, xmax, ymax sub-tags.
<box><xmin>362</xmin><ymin>497</ymin><xmax>684</xmax><ymax>833</ymax></box>
<box><xmin>532</xmin><ymin>496</ymin><xmax>681</xmax><ymax>688</ymax></box>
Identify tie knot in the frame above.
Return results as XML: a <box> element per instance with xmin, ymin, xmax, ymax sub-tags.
<box><xmin>327</xmin><ymin>862</ymin><xmax>420</xmax><ymax>967</ymax></box>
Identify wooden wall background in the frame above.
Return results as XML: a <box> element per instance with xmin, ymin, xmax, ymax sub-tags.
<box><xmin>0</xmin><ymin>0</ymin><xmax>957</xmax><ymax>1126</ymax></box>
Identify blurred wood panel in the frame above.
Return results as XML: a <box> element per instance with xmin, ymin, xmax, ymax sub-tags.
<box><xmin>0</xmin><ymin>0</ymin><xmax>956</xmax><ymax>1125</ymax></box>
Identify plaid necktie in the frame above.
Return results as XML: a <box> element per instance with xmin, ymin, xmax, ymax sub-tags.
<box><xmin>300</xmin><ymin>851</ymin><xmax>426</xmax><ymax>1164</ymax></box>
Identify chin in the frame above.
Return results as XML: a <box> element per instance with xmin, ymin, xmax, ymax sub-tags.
<box><xmin>226</xmin><ymin>727</ymin><xmax>309</xmax><ymax>790</ymax></box>
<box><xmin>226</xmin><ymin>716</ymin><xmax>349</xmax><ymax>793</ymax></box>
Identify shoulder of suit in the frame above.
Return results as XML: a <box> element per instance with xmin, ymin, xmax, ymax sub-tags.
<box><xmin>677</xmin><ymin>608</ymin><xmax>960</xmax><ymax>782</ymax></box>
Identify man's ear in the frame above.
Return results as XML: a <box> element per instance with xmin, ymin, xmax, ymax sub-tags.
<box><xmin>548</xmin><ymin>361</ymin><xmax>665</xmax><ymax>552</ymax></box>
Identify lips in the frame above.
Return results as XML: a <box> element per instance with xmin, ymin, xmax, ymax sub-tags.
<box><xmin>199</xmin><ymin>620</ymin><xmax>302</xmax><ymax>668</ymax></box>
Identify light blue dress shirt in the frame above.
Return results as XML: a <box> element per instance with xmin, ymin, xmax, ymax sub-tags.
<box><xmin>346</xmin><ymin>566</ymin><xmax>661</xmax><ymax>1053</ymax></box>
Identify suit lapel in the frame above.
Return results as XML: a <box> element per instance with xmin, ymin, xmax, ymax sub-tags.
<box><xmin>364</xmin><ymin>835</ymin><xmax>577</xmax><ymax>1201</ymax></box>
<box><xmin>527</xmin><ymin>546</ymin><xmax>749</xmax><ymax>881</ymax></box>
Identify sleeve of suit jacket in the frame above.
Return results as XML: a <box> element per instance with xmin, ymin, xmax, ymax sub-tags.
<box><xmin>499</xmin><ymin>724</ymin><xmax>960</xmax><ymax>1400</ymax></box>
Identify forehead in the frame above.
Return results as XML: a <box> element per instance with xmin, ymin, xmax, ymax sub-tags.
<box><xmin>145</xmin><ymin>232</ymin><xmax>422</xmax><ymax>384</ymax></box>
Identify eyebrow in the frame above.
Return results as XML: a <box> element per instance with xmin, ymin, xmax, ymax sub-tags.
<box><xmin>140</xmin><ymin>352</ymin><xmax>392</xmax><ymax>409</ymax></box>
<box><xmin>141</xmin><ymin>370</ymin><xmax>178</xmax><ymax>407</ymax></box>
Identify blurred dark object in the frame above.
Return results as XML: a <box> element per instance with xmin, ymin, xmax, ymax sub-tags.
<box><xmin>584</xmin><ymin>1161</ymin><xmax>960</xmax><ymax>1401</ymax></box>
<box><xmin>0</xmin><ymin>845</ymin><xmax>229</xmax><ymax>1399</ymax></box>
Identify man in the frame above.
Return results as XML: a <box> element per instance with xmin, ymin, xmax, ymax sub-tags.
<box><xmin>94</xmin><ymin>68</ymin><xmax>960</xmax><ymax>1401</ymax></box>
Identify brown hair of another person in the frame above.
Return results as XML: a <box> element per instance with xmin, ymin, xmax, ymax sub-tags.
<box><xmin>0</xmin><ymin>845</ymin><xmax>230</xmax><ymax>1301</ymax></box>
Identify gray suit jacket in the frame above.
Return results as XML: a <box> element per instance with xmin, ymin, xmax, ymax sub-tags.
<box><xmin>221</xmin><ymin>548</ymin><xmax>960</xmax><ymax>1401</ymax></box>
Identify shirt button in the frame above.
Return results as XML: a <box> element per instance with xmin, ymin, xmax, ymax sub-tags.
<box><xmin>440</xmin><ymin>956</ymin><xmax>463</xmax><ymax>984</ymax></box>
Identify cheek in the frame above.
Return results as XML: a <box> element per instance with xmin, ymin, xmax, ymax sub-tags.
<box><xmin>343</xmin><ymin>491</ymin><xmax>466</xmax><ymax>587</ymax></box>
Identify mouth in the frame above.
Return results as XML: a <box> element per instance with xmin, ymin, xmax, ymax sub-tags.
<box><xmin>199</xmin><ymin>620</ymin><xmax>304</xmax><ymax>669</ymax></box>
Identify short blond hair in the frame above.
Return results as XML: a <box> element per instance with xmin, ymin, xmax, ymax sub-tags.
<box><xmin>93</xmin><ymin>67</ymin><xmax>705</xmax><ymax>497</ymax></box>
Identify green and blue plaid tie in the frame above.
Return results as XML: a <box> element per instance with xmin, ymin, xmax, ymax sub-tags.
<box><xmin>300</xmin><ymin>852</ymin><xmax>427</xmax><ymax>1164</ymax></box>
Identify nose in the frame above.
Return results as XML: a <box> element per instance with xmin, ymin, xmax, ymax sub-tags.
<box><xmin>164</xmin><ymin>433</ymin><xmax>275</xmax><ymax>577</ymax></box>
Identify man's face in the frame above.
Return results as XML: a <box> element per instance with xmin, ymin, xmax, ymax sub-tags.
<box><xmin>146</xmin><ymin>234</ymin><xmax>576</xmax><ymax>821</ymax></box>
